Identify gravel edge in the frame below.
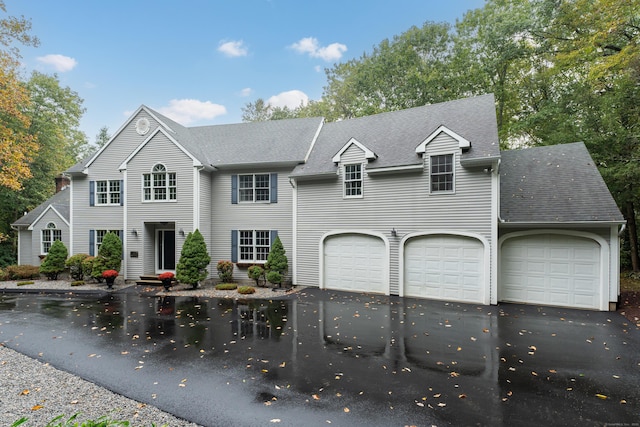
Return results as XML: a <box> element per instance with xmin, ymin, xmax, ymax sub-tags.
<box><xmin>0</xmin><ymin>345</ymin><xmax>201</xmax><ymax>427</ymax></box>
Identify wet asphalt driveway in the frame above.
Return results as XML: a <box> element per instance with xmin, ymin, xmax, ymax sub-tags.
<box><xmin>0</xmin><ymin>287</ymin><xmax>638</xmax><ymax>426</ymax></box>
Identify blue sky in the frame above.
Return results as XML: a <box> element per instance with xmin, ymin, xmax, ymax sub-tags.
<box><xmin>8</xmin><ymin>0</ymin><xmax>485</xmax><ymax>143</ymax></box>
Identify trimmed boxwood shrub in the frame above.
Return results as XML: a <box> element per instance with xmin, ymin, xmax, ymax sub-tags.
<box><xmin>65</xmin><ymin>253</ymin><xmax>90</xmax><ymax>281</ymax></box>
<box><xmin>5</xmin><ymin>265</ymin><xmax>40</xmax><ymax>280</ymax></box>
<box><xmin>215</xmin><ymin>283</ymin><xmax>238</xmax><ymax>290</ymax></box>
<box><xmin>248</xmin><ymin>265</ymin><xmax>264</xmax><ymax>287</ymax></box>
<box><xmin>237</xmin><ymin>285</ymin><xmax>256</xmax><ymax>295</ymax></box>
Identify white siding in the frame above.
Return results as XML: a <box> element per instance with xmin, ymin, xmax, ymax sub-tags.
<box><xmin>125</xmin><ymin>132</ymin><xmax>195</xmax><ymax>279</ymax></box>
<box><xmin>199</xmin><ymin>169</ymin><xmax>213</xmax><ymax>279</ymax></box>
<box><xmin>296</xmin><ymin>132</ymin><xmax>493</xmax><ymax>294</ymax></box>
<box><xmin>210</xmin><ymin>167</ymin><xmax>295</xmax><ymax>283</ymax></box>
<box><xmin>71</xmin><ymin>111</ymin><xmax>158</xmax><ymax>258</ymax></box>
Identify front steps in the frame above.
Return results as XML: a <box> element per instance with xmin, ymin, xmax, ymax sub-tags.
<box><xmin>136</xmin><ymin>275</ymin><xmax>176</xmax><ymax>286</ymax></box>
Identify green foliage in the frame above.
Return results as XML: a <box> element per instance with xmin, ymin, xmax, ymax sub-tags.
<box><xmin>215</xmin><ymin>283</ymin><xmax>238</xmax><ymax>290</ymax></box>
<box><xmin>266</xmin><ymin>270</ymin><xmax>282</xmax><ymax>286</ymax></box>
<box><xmin>216</xmin><ymin>260</ymin><xmax>234</xmax><ymax>282</ymax></box>
<box><xmin>12</xmin><ymin>412</ymin><xmax>134</xmax><ymax>426</ymax></box>
<box><xmin>4</xmin><ymin>264</ymin><xmax>39</xmax><ymax>280</ymax></box>
<box><xmin>0</xmin><ymin>268</ymin><xmax>6</xmax><ymax>281</ymax></box>
<box><xmin>265</xmin><ymin>236</ymin><xmax>288</xmax><ymax>286</ymax></box>
<box><xmin>176</xmin><ymin>229</ymin><xmax>211</xmax><ymax>288</ymax></box>
<box><xmin>237</xmin><ymin>285</ymin><xmax>256</xmax><ymax>295</ymax></box>
<box><xmin>91</xmin><ymin>233</ymin><xmax>122</xmax><ymax>279</ymax></box>
<box><xmin>39</xmin><ymin>240</ymin><xmax>68</xmax><ymax>279</ymax></box>
<box><xmin>65</xmin><ymin>253</ymin><xmax>89</xmax><ymax>280</ymax></box>
<box><xmin>81</xmin><ymin>256</ymin><xmax>96</xmax><ymax>280</ymax></box>
<box><xmin>247</xmin><ymin>265</ymin><xmax>265</xmax><ymax>287</ymax></box>
<box><xmin>0</xmin><ymin>241</ymin><xmax>16</xmax><ymax>268</ymax></box>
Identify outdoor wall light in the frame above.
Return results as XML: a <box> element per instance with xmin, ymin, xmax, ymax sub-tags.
<box><xmin>179</xmin><ymin>228</ymin><xmax>185</xmax><ymax>237</ymax></box>
<box><xmin>132</xmin><ymin>228</ymin><xmax>138</xmax><ymax>236</ymax></box>
<box><xmin>391</xmin><ymin>228</ymin><xmax>398</xmax><ymax>237</ymax></box>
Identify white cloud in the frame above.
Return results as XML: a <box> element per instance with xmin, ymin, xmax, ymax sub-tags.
<box><xmin>218</xmin><ymin>40</ymin><xmax>248</xmax><ymax>57</ymax></box>
<box><xmin>267</xmin><ymin>90</ymin><xmax>309</xmax><ymax>109</ymax></box>
<box><xmin>36</xmin><ymin>54</ymin><xmax>77</xmax><ymax>72</ymax></box>
<box><xmin>239</xmin><ymin>87</ymin><xmax>252</xmax><ymax>97</ymax></box>
<box><xmin>157</xmin><ymin>99</ymin><xmax>227</xmax><ymax>124</ymax></box>
<box><xmin>290</xmin><ymin>37</ymin><xmax>347</xmax><ymax>62</ymax></box>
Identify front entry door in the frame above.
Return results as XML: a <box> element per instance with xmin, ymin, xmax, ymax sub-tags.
<box><xmin>156</xmin><ymin>229</ymin><xmax>176</xmax><ymax>272</ymax></box>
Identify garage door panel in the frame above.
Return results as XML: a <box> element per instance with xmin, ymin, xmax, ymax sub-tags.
<box><xmin>500</xmin><ymin>234</ymin><xmax>601</xmax><ymax>310</ymax></box>
<box><xmin>404</xmin><ymin>235</ymin><xmax>485</xmax><ymax>303</ymax></box>
<box><xmin>324</xmin><ymin>234</ymin><xmax>386</xmax><ymax>294</ymax></box>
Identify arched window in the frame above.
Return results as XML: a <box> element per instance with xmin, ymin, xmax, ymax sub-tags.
<box><xmin>143</xmin><ymin>163</ymin><xmax>177</xmax><ymax>201</ymax></box>
<box><xmin>41</xmin><ymin>222</ymin><xmax>61</xmax><ymax>254</ymax></box>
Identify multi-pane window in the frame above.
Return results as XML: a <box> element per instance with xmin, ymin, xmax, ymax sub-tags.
<box><xmin>143</xmin><ymin>164</ymin><xmax>176</xmax><ymax>201</ymax></box>
<box><xmin>95</xmin><ymin>230</ymin><xmax>121</xmax><ymax>254</ymax></box>
<box><xmin>239</xmin><ymin>174</ymin><xmax>270</xmax><ymax>202</ymax></box>
<box><xmin>41</xmin><ymin>222</ymin><xmax>61</xmax><ymax>254</ymax></box>
<box><xmin>430</xmin><ymin>154</ymin><xmax>454</xmax><ymax>193</ymax></box>
<box><xmin>344</xmin><ymin>164</ymin><xmax>362</xmax><ymax>197</ymax></box>
<box><xmin>96</xmin><ymin>180</ymin><xmax>120</xmax><ymax>205</ymax></box>
<box><xmin>239</xmin><ymin>230</ymin><xmax>271</xmax><ymax>263</ymax></box>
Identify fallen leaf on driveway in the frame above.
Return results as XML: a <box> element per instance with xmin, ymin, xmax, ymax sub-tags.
<box><xmin>20</xmin><ymin>389</ymin><xmax>29</xmax><ymax>396</ymax></box>
<box><xmin>595</xmin><ymin>394</ymin><xmax>608</xmax><ymax>400</ymax></box>
<box><xmin>31</xmin><ymin>404</ymin><xmax>43</xmax><ymax>411</ymax></box>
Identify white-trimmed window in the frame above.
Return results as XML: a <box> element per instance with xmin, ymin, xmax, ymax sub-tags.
<box><xmin>344</xmin><ymin>164</ymin><xmax>362</xmax><ymax>197</ymax></box>
<box><xmin>41</xmin><ymin>222</ymin><xmax>61</xmax><ymax>254</ymax></box>
<box><xmin>143</xmin><ymin>164</ymin><xmax>177</xmax><ymax>201</ymax></box>
<box><xmin>239</xmin><ymin>173</ymin><xmax>270</xmax><ymax>202</ymax></box>
<box><xmin>239</xmin><ymin>230</ymin><xmax>271</xmax><ymax>263</ymax></box>
<box><xmin>430</xmin><ymin>154</ymin><xmax>454</xmax><ymax>193</ymax></box>
<box><xmin>95</xmin><ymin>230</ymin><xmax>121</xmax><ymax>254</ymax></box>
<box><xmin>96</xmin><ymin>180</ymin><xmax>120</xmax><ymax>205</ymax></box>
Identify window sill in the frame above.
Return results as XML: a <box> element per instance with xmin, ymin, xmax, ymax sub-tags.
<box><xmin>235</xmin><ymin>262</ymin><xmax>266</xmax><ymax>268</ymax></box>
<box><xmin>142</xmin><ymin>200</ymin><xmax>178</xmax><ymax>203</ymax></box>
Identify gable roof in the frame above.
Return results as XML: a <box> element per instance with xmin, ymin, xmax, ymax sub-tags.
<box><xmin>11</xmin><ymin>188</ymin><xmax>70</xmax><ymax>229</ymax></box>
<box><xmin>500</xmin><ymin>142</ymin><xmax>624</xmax><ymax>224</ymax></box>
<box><xmin>291</xmin><ymin>94</ymin><xmax>500</xmax><ymax>178</ymax></box>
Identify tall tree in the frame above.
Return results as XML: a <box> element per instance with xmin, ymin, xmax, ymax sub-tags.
<box><xmin>0</xmin><ymin>1</ymin><xmax>39</xmax><ymax>190</ymax></box>
<box><xmin>95</xmin><ymin>126</ymin><xmax>110</xmax><ymax>148</ymax></box>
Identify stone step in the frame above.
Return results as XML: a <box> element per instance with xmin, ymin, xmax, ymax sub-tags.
<box><xmin>137</xmin><ymin>275</ymin><xmax>177</xmax><ymax>286</ymax></box>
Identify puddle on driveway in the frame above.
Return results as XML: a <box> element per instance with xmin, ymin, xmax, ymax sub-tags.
<box><xmin>0</xmin><ymin>288</ymin><xmax>638</xmax><ymax>426</ymax></box>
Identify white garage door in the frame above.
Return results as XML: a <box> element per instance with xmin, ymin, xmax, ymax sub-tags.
<box><xmin>323</xmin><ymin>234</ymin><xmax>387</xmax><ymax>294</ymax></box>
<box><xmin>404</xmin><ymin>235</ymin><xmax>485</xmax><ymax>303</ymax></box>
<box><xmin>500</xmin><ymin>234</ymin><xmax>601</xmax><ymax>309</ymax></box>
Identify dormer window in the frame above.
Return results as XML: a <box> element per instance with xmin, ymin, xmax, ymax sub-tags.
<box><xmin>344</xmin><ymin>164</ymin><xmax>363</xmax><ymax>197</ymax></box>
<box><xmin>143</xmin><ymin>163</ymin><xmax>177</xmax><ymax>201</ymax></box>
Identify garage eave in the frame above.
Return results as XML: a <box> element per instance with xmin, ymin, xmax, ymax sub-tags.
<box><xmin>499</xmin><ymin>220</ymin><xmax>626</xmax><ymax>229</ymax></box>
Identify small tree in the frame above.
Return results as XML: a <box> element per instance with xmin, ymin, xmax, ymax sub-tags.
<box><xmin>65</xmin><ymin>253</ymin><xmax>90</xmax><ymax>281</ymax></box>
<box><xmin>248</xmin><ymin>265</ymin><xmax>265</xmax><ymax>287</ymax></box>
<box><xmin>265</xmin><ymin>236</ymin><xmax>288</xmax><ymax>288</ymax></box>
<box><xmin>176</xmin><ymin>229</ymin><xmax>211</xmax><ymax>289</ymax></box>
<box><xmin>39</xmin><ymin>240</ymin><xmax>68</xmax><ymax>280</ymax></box>
<box><xmin>91</xmin><ymin>232</ymin><xmax>122</xmax><ymax>280</ymax></box>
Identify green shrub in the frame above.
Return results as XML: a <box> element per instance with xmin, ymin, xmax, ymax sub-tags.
<box><xmin>0</xmin><ymin>268</ymin><xmax>7</xmax><ymax>281</ymax></box>
<box><xmin>91</xmin><ymin>233</ymin><xmax>122</xmax><ymax>280</ymax></box>
<box><xmin>81</xmin><ymin>256</ymin><xmax>95</xmax><ymax>279</ymax></box>
<box><xmin>65</xmin><ymin>253</ymin><xmax>90</xmax><ymax>281</ymax></box>
<box><xmin>0</xmin><ymin>241</ymin><xmax>16</xmax><ymax>268</ymax></box>
<box><xmin>217</xmin><ymin>260</ymin><xmax>234</xmax><ymax>282</ymax></box>
<box><xmin>5</xmin><ymin>265</ymin><xmax>40</xmax><ymax>280</ymax></box>
<box><xmin>215</xmin><ymin>283</ymin><xmax>238</xmax><ymax>290</ymax></box>
<box><xmin>265</xmin><ymin>236</ymin><xmax>288</xmax><ymax>287</ymax></box>
<box><xmin>237</xmin><ymin>285</ymin><xmax>256</xmax><ymax>294</ymax></box>
<box><xmin>40</xmin><ymin>240</ymin><xmax>68</xmax><ymax>280</ymax></box>
<box><xmin>16</xmin><ymin>281</ymin><xmax>34</xmax><ymax>286</ymax></box>
<box><xmin>248</xmin><ymin>265</ymin><xmax>264</xmax><ymax>287</ymax></box>
<box><xmin>71</xmin><ymin>280</ymin><xmax>84</xmax><ymax>287</ymax></box>
<box><xmin>176</xmin><ymin>229</ymin><xmax>211</xmax><ymax>289</ymax></box>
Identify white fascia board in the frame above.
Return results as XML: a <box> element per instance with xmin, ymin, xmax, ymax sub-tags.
<box><xmin>304</xmin><ymin>118</ymin><xmax>325</xmax><ymax>163</ymax></box>
<box><xmin>416</xmin><ymin>125</ymin><xmax>471</xmax><ymax>154</ymax></box>
<box><xmin>118</xmin><ymin>127</ymin><xmax>203</xmax><ymax>171</ymax></box>
<box><xmin>366</xmin><ymin>164</ymin><xmax>424</xmax><ymax>175</ymax></box>
<box><xmin>332</xmin><ymin>137</ymin><xmax>377</xmax><ymax>163</ymax></box>
<box><xmin>27</xmin><ymin>205</ymin><xmax>69</xmax><ymax>231</ymax></box>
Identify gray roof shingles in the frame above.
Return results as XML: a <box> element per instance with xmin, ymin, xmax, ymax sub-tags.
<box><xmin>11</xmin><ymin>188</ymin><xmax>70</xmax><ymax>228</ymax></box>
<box><xmin>500</xmin><ymin>142</ymin><xmax>624</xmax><ymax>223</ymax></box>
<box><xmin>291</xmin><ymin>93</ymin><xmax>500</xmax><ymax>177</ymax></box>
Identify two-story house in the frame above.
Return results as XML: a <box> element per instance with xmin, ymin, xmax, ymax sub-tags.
<box><xmin>12</xmin><ymin>94</ymin><xmax>625</xmax><ymax>311</ymax></box>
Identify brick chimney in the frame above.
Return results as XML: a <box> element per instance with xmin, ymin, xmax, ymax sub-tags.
<box><xmin>55</xmin><ymin>174</ymin><xmax>70</xmax><ymax>193</ymax></box>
